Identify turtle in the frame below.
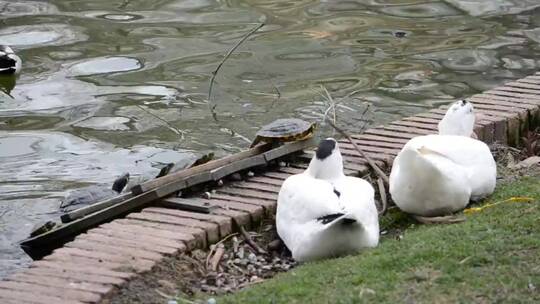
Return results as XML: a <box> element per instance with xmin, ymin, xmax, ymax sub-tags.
<box><xmin>250</xmin><ymin>118</ymin><xmax>316</xmax><ymax>148</ymax></box>
<box><xmin>59</xmin><ymin>173</ymin><xmax>130</xmax><ymax>212</ymax></box>
<box><xmin>29</xmin><ymin>221</ymin><xmax>57</xmax><ymax>238</ymax></box>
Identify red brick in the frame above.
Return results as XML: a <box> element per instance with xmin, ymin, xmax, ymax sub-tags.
<box><xmin>0</xmin><ymin>280</ymin><xmax>101</xmax><ymax>303</ymax></box>
<box><xmin>79</xmin><ymin>232</ymin><xmax>180</xmax><ymax>255</ymax></box>
<box><xmin>277</xmin><ymin>166</ymin><xmax>305</xmax><ymax>174</ymax></box>
<box><xmin>231</xmin><ymin>181</ymin><xmax>281</xmax><ymax>194</ymax></box>
<box><xmin>207</xmin><ymin>198</ymin><xmax>263</xmax><ymax>224</ymax></box>
<box><xmin>24</xmin><ymin>266</ymin><xmax>126</xmax><ymax>286</ymax></box>
<box><xmin>212</xmin><ymin>193</ymin><xmax>276</xmax><ymax>213</ymax></box>
<box><xmin>51</xmin><ymin>247</ymin><xmax>153</xmax><ymax>272</ymax></box>
<box><xmin>476</xmin><ymin>93</ymin><xmax>540</xmax><ymax>106</ymax></box>
<box><xmin>261</xmin><ymin>171</ymin><xmax>292</xmax><ymax>180</ymax></box>
<box><xmin>12</xmin><ymin>272</ymin><xmax>113</xmax><ymax>295</ymax></box>
<box><xmin>0</xmin><ymin>288</ymin><xmax>84</xmax><ymax>304</ymax></box>
<box><xmin>0</xmin><ymin>296</ymin><xmax>27</xmax><ymax>304</ymax></box>
<box><xmin>127</xmin><ymin>212</ymin><xmax>211</xmax><ymax>245</ymax></box>
<box><xmin>402</xmin><ymin>116</ymin><xmax>440</xmax><ymax>124</ymax></box>
<box><xmin>508</xmin><ymin>81</ymin><xmax>540</xmax><ymax>90</ymax></box>
<box><xmin>348</xmin><ymin>138</ymin><xmax>404</xmax><ymax>149</ymax></box>
<box><xmin>338</xmin><ymin>143</ymin><xmax>401</xmax><ymax>156</ymax></box>
<box><xmin>497</xmin><ymin>85</ymin><xmax>540</xmax><ymax>96</ymax></box>
<box><xmin>470</xmin><ymin>95</ymin><xmax>538</xmax><ymax>110</ymax></box>
<box><xmin>44</xmin><ymin>251</ymin><xmax>136</xmax><ymax>272</ymax></box>
<box><xmin>486</xmin><ymin>90</ymin><xmax>540</xmax><ymax>105</ymax></box>
<box><xmin>144</xmin><ymin>207</ymin><xmax>232</xmax><ymax>238</ymax></box>
<box><xmin>106</xmin><ymin>220</ymin><xmax>197</xmax><ymax>249</ymax></box>
<box><xmin>390</xmin><ymin>120</ymin><xmax>438</xmax><ymax>131</ymax></box>
<box><xmin>66</xmin><ymin>239</ymin><xmax>163</xmax><ymax>261</ymax></box>
<box><xmin>247</xmin><ymin>176</ymin><xmax>284</xmax><ymax>187</ymax></box>
<box><xmin>382</xmin><ymin>125</ymin><xmax>435</xmax><ymax>135</ymax></box>
<box><xmin>352</xmin><ymin>133</ymin><xmax>410</xmax><ymax>144</ymax></box>
<box><xmin>211</xmin><ymin>207</ymin><xmax>251</xmax><ymax>229</ymax></box>
<box><xmin>363</xmin><ymin>128</ymin><xmax>417</xmax><ymax>140</ymax></box>
<box><xmin>216</xmin><ymin>187</ymin><xmax>277</xmax><ymax>202</ymax></box>
<box><xmin>90</xmin><ymin>227</ymin><xmax>186</xmax><ymax>251</ymax></box>
<box><xmin>31</xmin><ymin>260</ymin><xmax>132</xmax><ymax>279</ymax></box>
<box><xmin>474</xmin><ymin>104</ymin><xmax>523</xmax><ymax>118</ymax></box>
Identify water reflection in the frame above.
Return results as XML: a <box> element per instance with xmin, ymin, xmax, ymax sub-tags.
<box><xmin>2</xmin><ymin>0</ymin><xmax>540</xmax><ymax>278</ymax></box>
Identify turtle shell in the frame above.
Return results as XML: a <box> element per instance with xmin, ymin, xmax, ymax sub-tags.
<box><xmin>251</xmin><ymin>118</ymin><xmax>315</xmax><ymax>147</ymax></box>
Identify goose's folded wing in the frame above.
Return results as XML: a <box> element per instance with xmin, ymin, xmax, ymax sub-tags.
<box><xmin>277</xmin><ymin>175</ymin><xmax>343</xmax><ymax>223</ymax></box>
<box><xmin>408</xmin><ymin>135</ymin><xmax>493</xmax><ymax>166</ymax></box>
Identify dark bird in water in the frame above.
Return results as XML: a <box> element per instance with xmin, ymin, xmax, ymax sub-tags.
<box><xmin>112</xmin><ymin>173</ymin><xmax>130</xmax><ymax>193</ymax></box>
<box><xmin>0</xmin><ymin>45</ymin><xmax>22</xmax><ymax>75</ymax></box>
<box><xmin>156</xmin><ymin>163</ymin><xmax>174</xmax><ymax>178</ymax></box>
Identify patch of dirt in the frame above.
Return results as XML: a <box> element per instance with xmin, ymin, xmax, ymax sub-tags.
<box><xmin>107</xmin><ymin>219</ymin><xmax>296</xmax><ymax>304</ymax></box>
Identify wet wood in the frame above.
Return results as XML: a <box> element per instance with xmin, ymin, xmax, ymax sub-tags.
<box><xmin>131</xmin><ymin>143</ymin><xmax>273</xmax><ymax>195</ymax></box>
<box><xmin>60</xmin><ymin>193</ymin><xmax>132</xmax><ymax>223</ymax></box>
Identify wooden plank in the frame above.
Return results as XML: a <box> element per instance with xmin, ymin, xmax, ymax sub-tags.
<box><xmin>210</xmin><ymin>154</ymin><xmax>267</xmax><ymax>181</ymax></box>
<box><xmin>132</xmin><ymin>143</ymin><xmax>273</xmax><ymax>194</ymax></box>
<box><xmin>60</xmin><ymin>193</ymin><xmax>132</xmax><ymax>223</ymax></box>
<box><xmin>263</xmin><ymin>137</ymin><xmax>315</xmax><ymax>161</ymax></box>
<box><xmin>20</xmin><ymin>191</ymin><xmax>156</xmax><ymax>260</ymax></box>
<box><xmin>11</xmin><ymin>272</ymin><xmax>113</xmax><ymax>295</ymax></box>
<box><xmin>0</xmin><ymin>288</ymin><xmax>84</xmax><ymax>304</ymax></box>
<box><xmin>158</xmin><ymin>197</ymin><xmax>217</xmax><ymax>213</ymax></box>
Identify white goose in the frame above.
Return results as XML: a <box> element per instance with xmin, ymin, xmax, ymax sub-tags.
<box><xmin>389</xmin><ymin>100</ymin><xmax>496</xmax><ymax>216</ymax></box>
<box><xmin>276</xmin><ymin>138</ymin><xmax>379</xmax><ymax>262</ymax></box>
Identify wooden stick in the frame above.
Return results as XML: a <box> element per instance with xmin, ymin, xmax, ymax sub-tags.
<box><xmin>239</xmin><ymin>226</ymin><xmax>266</xmax><ymax>254</ymax></box>
<box><xmin>376</xmin><ymin>177</ymin><xmax>387</xmax><ymax>216</ymax></box>
<box><xmin>210</xmin><ymin>245</ymin><xmax>225</xmax><ymax>272</ymax></box>
<box><xmin>132</xmin><ymin>143</ymin><xmax>272</xmax><ymax>194</ymax></box>
<box><xmin>60</xmin><ymin>193</ymin><xmax>132</xmax><ymax>223</ymax></box>
<box><xmin>208</xmin><ymin>23</ymin><xmax>264</xmax><ymax>119</ymax></box>
<box><xmin>412</xmin><ymin>214</ymin><xmax>466</xmax><ymax>224</ymax></box>
<box><xmin>326</xmin><ymin>120</ymin><xmax>389</xmax><ymax>184</ymax></box>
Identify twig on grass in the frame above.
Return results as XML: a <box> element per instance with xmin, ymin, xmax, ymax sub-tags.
<box><xmin>239</xmin><ymin>225</ymin><xmax>266</xmax><ymax>254</ymax></box>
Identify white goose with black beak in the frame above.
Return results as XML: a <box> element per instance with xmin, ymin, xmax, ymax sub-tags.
<box><xmin>276</xmin><ymin>138</ymin><xmax>379</xmax><ymax>262</ymax></box>
<box><xmin>0</xmin><ymin>45</ymin><xmax>22</xmax><ymax>75</ymax></box>
<box><xmin>389</xmin><ymin>100</ymin><xmax>496</xmax><ymax>216</ymax></box>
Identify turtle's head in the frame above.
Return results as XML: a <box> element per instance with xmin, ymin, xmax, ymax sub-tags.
<box><xmin>306</xmin><ymin>138</ymin><xmax>344</xmax><ymax>181</ymax></box>
<box><xmin>438</xmin><ymin>99</ymin><xmax>475</xmax><ymax>137</ymax></box>
<box><xmin>112</xmin><ymin>173</ymin><xmax>130</xmax><ymax>193</ymax></box>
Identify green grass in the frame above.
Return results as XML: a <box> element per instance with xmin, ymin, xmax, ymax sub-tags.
<box><xmin>217</xmin><ymin>176</ymin><xmax>540</xmax><ymax>303</ymax></box>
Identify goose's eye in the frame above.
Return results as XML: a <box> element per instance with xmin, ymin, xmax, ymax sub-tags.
<box><xmin>461</xmin><ymin>100</ymin><xmax>468</xmax><ymax>106</ymax></box>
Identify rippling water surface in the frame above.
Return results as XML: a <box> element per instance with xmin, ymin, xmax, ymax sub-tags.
<box><xmin>1</xmin><ymin>0</ymin><xmax>540</xmax><ymax>277</ymax></box>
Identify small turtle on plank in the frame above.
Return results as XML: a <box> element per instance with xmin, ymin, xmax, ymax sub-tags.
<box><xmin>250</xmin><ymin>118</ymin><xmax>316</xmax><ymax>148</ymax></box>
<box><xmin>154</xmin><ymin>152</ymin><xmax>215</xmax><ymax>178</ymax></box>
<box><xmin>29</xmin><ymin>221</ymin><xmax>57</xmax><ymax>238</ymax></box>
<box><xmin>59</xmin><ymin>173</ymin><xmax>130</xmax><ymax>212</ymax></box>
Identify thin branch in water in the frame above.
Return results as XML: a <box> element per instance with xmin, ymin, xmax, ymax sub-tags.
<box><xmin>325</xmin><ymin>119</ymin><xmax>389</xmax><ymax>185</ymax></box>
<box><xmin>136</xmin><ymin>105</ymin><xmax>185</xmax><ymax>139</ymax></box>
<box><xmin>208</xmin><ymin>23</ymin><xmax>265</xmax><ymax>120</ymax></box>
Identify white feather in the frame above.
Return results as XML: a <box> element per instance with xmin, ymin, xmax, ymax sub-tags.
<box><xmin>390</xmin><ymin>100</ymin><xmax>496</xmax><ymax>216</ymax></box>
<box><xmin>276</xmin><ymin>138</ymin><xmax>379</xmax><ymax>262</ymax></box>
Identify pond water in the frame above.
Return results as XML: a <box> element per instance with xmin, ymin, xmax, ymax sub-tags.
<box><xmin>1</xmin><ymin>0</ymin><xmax>540</xmax><ymax>278</ymax></box>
